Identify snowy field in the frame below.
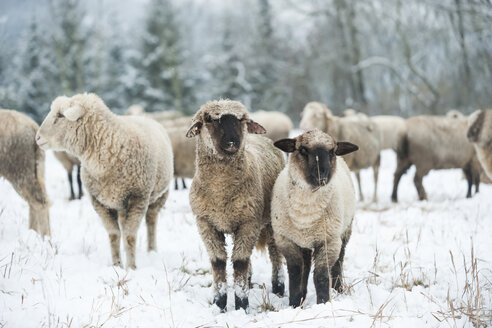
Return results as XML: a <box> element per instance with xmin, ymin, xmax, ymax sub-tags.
<box><xmin>1</xmin><ymin>147</ymin><xmax>491</xmax><ymax>327</ymax></box>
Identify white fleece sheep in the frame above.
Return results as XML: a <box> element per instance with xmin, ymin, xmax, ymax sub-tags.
<box><xmin>371</xmin><ymin>115</ymin><xmax>407</xmax><ymax>152</ymax></box>
<box><xmin>271</xmin><ymin>129</ymin><xmax>358</xmax><ymax>306</ymax></box>
<box><xmin>300</xmin><ymin>102</ymin><xmax>381</xmax><ymax>202</ymax></box>
<box><xmin>36</xmin><ymin>93</ymin><xmax>173</xmax><ymax>269</ymax></box>
<box><xmin>0</xmin><ymin>109</ymin><xmax>51</xmax><ymax>237</ymax></box>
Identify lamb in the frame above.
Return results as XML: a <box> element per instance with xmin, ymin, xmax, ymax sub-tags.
<box><xmin>467</xmin><ymin>109</ymin><xmax>492</xmax><ymax>180</ymax></box>
<box><xmin>186</xmin><ymin>99</ymin><xmax>285</xmax><ymax>311</ymax></box>
<box><xmin>165</xmin><ymin>125</ymin><xmax>196</xmax><ymax>189</ymax></box>
<box><xmin>36</xmin><ymin>93</ymin><xmax>173</xmax><ymax>269</ymax></box>
<box><xmin>300</xmin><ymin>102</ymin><xmax>381</xmax><ymax>202</ymax></box>
<box><xmin>271</xmin><ymin>129</ymin><xmax>358</xmax><ymax>306</ymax></box>
<box><xmin>54</xmin><ymin>151</ymin><xmax>83</xmax><ymax>200</ymax></box>
<box><xmin>371</xmin><ymin>115</ymin><xmax>407</xmax><ymax>152</ymax></box>
<box><xmin>250</xmin><ymin>110</ymin><xmax>293</xmax><ymax>141</ymax></box>
<box><xmin>0</xmin><ymin>110</ymin><xmax>51</xmax><ymax>236</ymax></box>
<box><xmin>392</xmin><ymin>115</ymin><xmax>481</xmax><ymax>202</ymax></box>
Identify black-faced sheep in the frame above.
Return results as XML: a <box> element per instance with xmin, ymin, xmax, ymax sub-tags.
<box><xmin>186</xmin><ymin>100</ymin><xmax>285</xmax><ymax>311</ymax></box>
<box><xmin>0</xmin><ymin>109</ymin><xmax>51</xmax><ymax>236</ymax></box>
<box><xmin>300</xmin><ymin>102</ymin><xmax>381</xmax><ymax>202</ymax></box>
<box><xmin>392</xmin><ymin>115</ymin><xmax>481</xmax><ymax>202</ymax></box>
<box><xmin>272</xmin><ymin>129</ymin><xmax>358</xmax><ymax>306</ymax></box>
<box><xmin>468</xmin><ymin>109</ymin><xmax>492</xmax><ymax>180</ymax></box>
<box><xmin>54</xmin><ymin>151</ymin><xmax>83</xmax><ymax>200</ymax></box>
<box><xmin>36</xmin><ymin>93</ymin><xmax>173</xmax><ymax>269</ymax></box>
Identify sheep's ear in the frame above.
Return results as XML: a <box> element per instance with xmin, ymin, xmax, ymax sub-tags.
<box><xmin>246</xmin><ymin>120</ymin><xmax>266</xmax><ymax>134</ymax></box>
<box><xmin>186</xmin><ymin>121</ymin><xmax>203</xmax><ymax>138</ymax></box>
<box><xmin>274</xmin><ymin>138</ymin><xmax>296</xmax><ymax>153</ymax></box>
<box><xmin>467</xmin><ymin>110</ymin><xmax>484</xmax><ymax>142</ymax></box>
<box><xmin>63</xmin><ymin>105</ymin><xmax>85</xmax><ymax>121</ymax></box>
<box><xmin>335</xmin><ymin>142</ymin><xmax>358</xmax><ymax>156</ymax></box>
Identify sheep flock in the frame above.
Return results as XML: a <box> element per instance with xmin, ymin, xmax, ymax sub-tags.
<box><xmin>0</xmin><ymin>96</ymin><xmax>491</xmax><ymax>327</ymax></box>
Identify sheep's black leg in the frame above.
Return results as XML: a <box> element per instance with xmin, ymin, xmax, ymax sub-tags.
<box><xmin>233</xmin><ymin>259</ymin><xmax>250</xmax><ymax>310</ymax></box>
<box><xmin>414</xmin><ymin>167</ymin><xmax>429</xmax><ymax>201</ymax></box>
<box><xmin>196</xmin><ymin>216</ymin><xmax>227</xmax><ymax>311</ymax></box>
<box><xmin>301</xmin><ymin>248</ymin><xmax>312</xmax><ymax>302</ymax></box>
<box><xmin>392</xmin><ymin>158</ymin><xmax>411</xmax><ymax>202</ymax></box>
<box><xmin>277</xmin><ymin>237</ymin><xmax>304</xmax><ymax>307</ymax></box>
<box><xmin>174</xmin><ymin>178</ymin><xmax>178</xmax><ymax>190</ymax></box>
<box><xmin>182</xmin><ymin>178</ymin><xmax>187</xmax><ymax>189</ymax></box>
<box><xmin>76</xmin><ymin>165</ymin><xmax>83</xmax><ymax>199</ymax></box>
<box><xmin>68</xmin><ymin>171</ymin><xmax>75</xmax><ymax>200</ymax></box>
<box><xmin>463</xmin><ymin>166</ymin><xmax>473</xmax><ymax>198</ymax></box>
<box><xmin>331</xmin><ymin>239</ymin><xmax>347</xmax><ymax>293</ymax></box>
<box><xmin>264</xmin><ymin>224</ymin><xmax>285</xmax><ymax>296</ymax></box>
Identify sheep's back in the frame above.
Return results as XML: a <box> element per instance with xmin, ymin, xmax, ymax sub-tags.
<box><xmin>407</xmin><ymin>116</ymin><xmax>474</xmax><ymax>169</ymax></box>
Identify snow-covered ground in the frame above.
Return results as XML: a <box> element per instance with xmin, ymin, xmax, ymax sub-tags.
<box><xmin>1</xmin><ymin>148</ymin><xmax>491</xmax><ymax>327</ymax></box>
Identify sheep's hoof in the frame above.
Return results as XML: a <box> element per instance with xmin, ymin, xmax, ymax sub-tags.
<box><xmin>235</xmin><ymin>294</ymin><xmax>249</xmax><ymax>311</ymax></box>
<box><xmin>213</xmin><ymin>293</ymin><xmax>227</xmax><ymax>311</ymax></box>
<box><xmin>69</xmin><ymin>195</ymin><xmax>75</xmax><ymax>201</ymax></box>
<box><xmin>272</xmin><ymin>280</ymin><xmax>284</xmax><ymax>296</ymax></box>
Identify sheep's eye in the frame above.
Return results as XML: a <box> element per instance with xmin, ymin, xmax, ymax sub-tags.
<box><xmin>57</xmin><ymin>112</ymin><xmax>64</xmax><ymax>119</ymax></box>
<box><xmin>204</xmin><ymin>114</ymin><xmax>212</xmax><ymax>123</ymax></box>
<box><xmin>299</xmin><ymin>147</ymin><xmax>308</xmax><ymax>156</ymax></box>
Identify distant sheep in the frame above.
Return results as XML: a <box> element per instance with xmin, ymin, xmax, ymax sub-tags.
<box><xmin>300</xmin><ymin>102</ymin><xmax>381</xmax><ymax>202</ymax></box>
<box><xmin>54</xmin><ymin>151</ymin><xmax>83</xmax><ymax>200</ymax></box>
<box><xmin>165</xmin><ymin>125</ymin><xmax>196</xmax><ymax>189</ymax></box>
<box><xmin>126</xmin><ymin>104</ymin><xmax>183</xmax><ymax>121</ymax></box>
<box><xmin>371</xmin><ymin>115</ymin><xmax>407</xmax><ymax>152</ymax></box>
<box><xmin>446</xmin><ymin>109</ymin><xmax>464</xmax><ymax>119</ymax></box>
<box><xmin>392</xmin><ymin>115</ymin><xmax>480</xmax><ymax>201</ymax></box>
<box><xmin>37</xmin><ymin>93</ymin><xmax>173</xmax><ymax>269</ymax></box>
<box><xmin>250</xmin><ymin>110</ymin><xmax>293</xmax><ymax>141</ymax></box>
<box><xmin>467</xmin><ymin>109</ymin><xmax>492</xmax><ymax>180</ymax></box>
<box><xmin>187</xmin><ymin>99</ymin><xmax>285</xmax><ymax>311</ymax></box>
<box><xmin>272</xmin><ymin>129</ymin><xmax>358</xmax><ymax>306</ymax></box>
<box><xmin>0</xmin><ymin>110</ymin><xmax>50</xmax><ymax>236</ymax></box>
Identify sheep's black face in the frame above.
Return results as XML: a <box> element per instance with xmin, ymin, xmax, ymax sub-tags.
<box><xmin>467</xmin><ymin>110</ymin><xmax>485</xmax><ymax>143</ymax></box>
<box><xmin>208</xmin><ymin>114</ymin><xmax>243</xmax><ymax>155</ymax></box>
<box><xmin>299</xmin><ymin>146</ymin><xmax>336</xmax><ymax>188</ymax></box>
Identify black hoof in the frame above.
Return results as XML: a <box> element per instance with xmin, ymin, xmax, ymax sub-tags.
<box><xmin>214</xmin><ymin>292</ymin><xmax>227</xmax><ymax>311</ymax></box>
<box><xmin>272</xmin><ymin>280</ymin><xmax>285</xmax><ymax>296</ymax></box>
<box><xmin>235</xmin><ymin>294</ymin><xmax>249</xmax><ymax>310</ymax></box>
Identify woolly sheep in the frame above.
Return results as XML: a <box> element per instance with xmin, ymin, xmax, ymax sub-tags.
<box><xmin>300</xmin><ymin>102</ymin><xmax>381</xmax><ymax>202</ymax></box>
<box><xmin>0</xmin><ymin>110</ymin><xmax>50</xmax><ymax>236</ymax></box>
<box><xmin>467</xmin><ymin>109</ymin><xmax>492</xmax><ymax>180</ymax></box>
<box><xmin>250</xmin><ymin>110</ymin><xmax>293</xmax><ymax>141</ymax></box>
<box><xmin>392</xmin><ymin>115</ymin><xmax>480</xmax><ymax>202</ymax></box>
<box><xmin>186</xmin><ymin>99</ymin><xmax>285</xmax><ymax>311</ymax></box>
<box><xmin>36</xmin><ymin>93</ymin><xmax>173</xmax><ymax>269</ymax></box>
<box><xmin>272</xmin><ymin>129</ymin><xmax>358</xmax><ymax>306</ymax></box>
<box><xmin>54</xmin><ymin>151</ymin><xmax>83</xmax><ymax>200</ymax></box>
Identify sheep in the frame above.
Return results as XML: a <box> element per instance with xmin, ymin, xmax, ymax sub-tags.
<box><xmin>54</xmin><ymin>151</ymin><xmax>83</xmax><ymax>200</ymax></box>
<box><xmin>392</xmin><ymin>115</ymin><xmax>481</xmax><ymax>202</ymax></box>
<box><xmin>467</xmin><ymin>109</ymin><xmax>492</xmax><ymax>180</ymax></box>
<box><xmin>186</xmin><ymin>99</ymin><xmax>285</xmax><ymax>311</ymax></box>
<box><xmin>0</xmin><ymin>109</ymin><xmax>51</xmax><ymax>236</ymax></box>
<box><xmin>300</xmin><ymin>102</ymin><xmax>381</xmax><ymax>202</ymax></box>
<box><xmin>371</xmin><ymin>115</ymin><xmax>407</xmax><ymax>152</ymax></box>
<box><xmin>126</xmin><ymin>104</ymin><xmax>184</xmax><ymax>121</ymax></box>
<box><xmin>36</xmin><ymin>93</ymin><xmax>173</xmax><ymax>269</ymax></box>
<box><xmin>165</xmin><ymin>125</ymin><xmax>196</xmax><ymax>190</ymax></box>
<box><xmin>250</xmin><ymin>110</ymin><xmax>293</xmax><ymax>141</ymax></box>
<box><xmin>446</xmin><ymin>109</ymin><xmax>464</xmax><ymax>119</ymax></box>
<box><xmin>271</xmin><ymin>129</ymin><xmax>358</xmax><ymax>306</ymax></box>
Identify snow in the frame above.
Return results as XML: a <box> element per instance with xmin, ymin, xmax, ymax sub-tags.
<box><xmin>0</xmin><ymin>147</ymin><xmax>491</xmax><ymax>327</ymax></box>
